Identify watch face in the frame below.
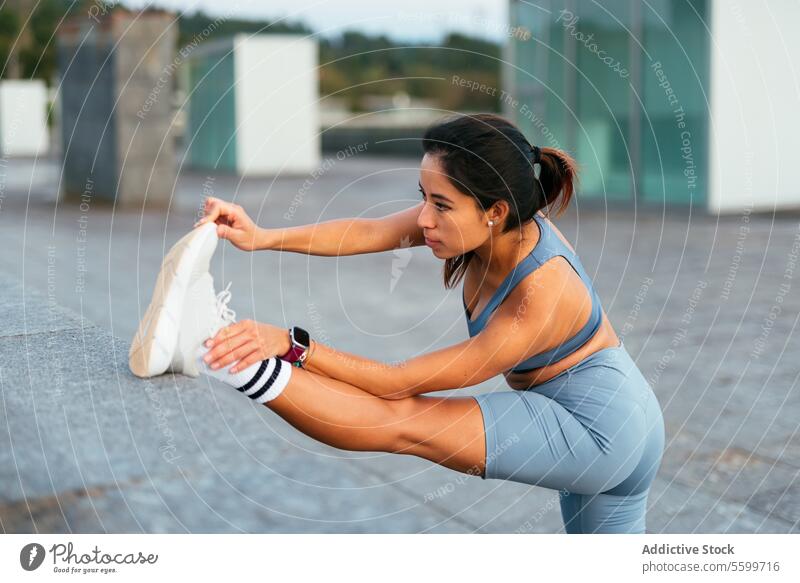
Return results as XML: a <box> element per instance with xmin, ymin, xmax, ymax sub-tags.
<box><xmin>293</xmin><ymin>327</ymin><xmax>310</xmax><ymax>347</ymax></box>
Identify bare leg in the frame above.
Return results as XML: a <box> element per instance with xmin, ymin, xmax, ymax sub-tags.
<box><xmin>264</xmin><ymin>366</ymin><xmax>487</xmax><ymax>477</ymax></box>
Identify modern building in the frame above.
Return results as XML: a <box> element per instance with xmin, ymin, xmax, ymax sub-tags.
<box><xmin>505</xmin><ymin>0</ymin><xmax>800</xmax><ymax>214</ymax></box>
<box><xmin>183</xmin><ymin>34</ymin><xmax>320</xmax><ymax>176</ymax></box>
<box><xmin>0</xmin><ymin>80</ymin><xmax>49</xmax><ymax>157</ymax></box>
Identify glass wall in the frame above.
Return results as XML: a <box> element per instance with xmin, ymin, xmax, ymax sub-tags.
<box><xmin>508</xmin><ymin>0</ymin><xmax>710</xmax><ymax>206</ymax></box>
<box><xmin>572</xmin><ymin>0</ymin><xmax>634</xmax><ymax>200</ymax></box>
<box><xmin>640</xmin><ymin>0</ymin><xmax>710</xmax><ymax>204</ymax></box>
<box><xmin>187</xmin><ymin>50</ymin><xmax>237</xmax><ymax>172</ymax></box>
<box><xmin>508</xmin><ymin>0</ymin><xmax>570</xmax><ymax>152</ymax></box>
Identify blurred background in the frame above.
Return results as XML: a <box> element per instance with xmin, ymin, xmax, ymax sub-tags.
<box><xmin>0</xmin><ymin>0</ymin><xmax>798</xmax><ymax>534</ymax></box>
<box><xmin>2</xmin><ymin>0</ymin><xmax>798</xmax><ymax>211</ymax></box>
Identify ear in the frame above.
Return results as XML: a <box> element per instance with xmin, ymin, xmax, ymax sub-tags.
<box><xmin>487</xmin><ymin>200</ymin><xmax>510</xmax><ymax>225</ymax></box>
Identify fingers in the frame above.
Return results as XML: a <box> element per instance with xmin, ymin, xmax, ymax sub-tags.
<box><xmin>216</xmin><ymin>223</ymin><xmax>233</xmax><ymax>240</ymax></box>
<box><xmin>229</xmin><ymin>349</ymin><xmax>264</xmax><ymax>374</ymax></box>
<box><xmin>208</xmin><ymin>340</ymin><xmax>260</xmax><ymax>371</ymax></box>
<box><xmin>204</xmin><ymin>324</ymin><xmax>250</xmax><ymax>367</ymax></box>
<box><xmin>204</xmin><ymin>337</ymin><xmax>250</xmax><ymax>369</ymax></box>
<box><xmin>195</xmin><ymin>197</ymin><xmax>239</xmax><ymax>228</ymax></box>
<box><xmin>195</xmin><ymin>197</ymin><xmax>220</xmax><ymax>227</ymax></box>
<box><xmin>207</xmin><ymin>320</ymin><xmax>248</xmax><ymax>348</ymax></box>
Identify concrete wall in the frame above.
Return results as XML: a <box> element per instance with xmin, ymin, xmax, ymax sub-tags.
<box><xmin>708</xmin><ymin>0</ymin><xmax>800</xmax><ymax>213</ymax></box>
<box><xmin>57</xmin><ymin>27</ymin><xmax>118</xmax><ymax>201</ymax></box>
<box><xmin>113</xmin><ymin>10</ymin><xmax>179</xmax><ymax>207</ymax></box>
<box><xmin>57</xmin><ymin>9</ymin><xmax>177</xmax><ymax>207</ymax></box>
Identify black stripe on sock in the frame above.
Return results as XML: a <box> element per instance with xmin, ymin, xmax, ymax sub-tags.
<box><xmin>236</xmin><ymin>359</ymin><xmax>268</xmax><ymax>393</ymax></box>
<box><xmin>249</xmin><ymin>358</ymin><xmax>282</xmax><ymax>401</ymax></box>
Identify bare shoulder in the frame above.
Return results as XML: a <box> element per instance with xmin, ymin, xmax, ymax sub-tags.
<box><xmin>492</xmin><ymin>262</ymin><xmax>563</xmax><ymax>325</ymax></box>
<box><xmin>487</xmin><ymin>254</ymin><xmax>592</xmax><ymax>365</ymax></box>
<box><xmin>537</xmin><ymin>210</ymin><xmax>576</xmax><ymax>254</ymax></box>
<box><xmin>494</xmin><ymin>213</ymin><xmax>590</xmax><ymax>327</ymax></box>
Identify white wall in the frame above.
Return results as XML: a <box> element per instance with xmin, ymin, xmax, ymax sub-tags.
<box><xmin>0</xmin><ymin>80</ymin><xmax>50</xmax><ymax>157</ymax></box>
<box><xmin>708</xmin><ymin>0</ymin><xmax>800</xmax><ymax>213</ymax></box>
<box><xmin>234</xmin><ymin>34</ymin><xmax>320</xmax><ymax>175</ymax></box>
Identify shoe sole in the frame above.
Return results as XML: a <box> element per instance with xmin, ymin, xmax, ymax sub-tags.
<box><xmin>128</xmin><ymin>223</ymin><xmax>218</xmax><ymax>378</ymax></box>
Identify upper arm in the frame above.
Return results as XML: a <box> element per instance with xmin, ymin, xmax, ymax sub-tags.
<box><xmin>394</xmin><ymin>270</ymin><xmax>558</xmax><ymax>397</ymax></box>
<box><xmin>362</xmin><ymin>203</ymin><xmax>426</xmax><ymax>253</ymax></box>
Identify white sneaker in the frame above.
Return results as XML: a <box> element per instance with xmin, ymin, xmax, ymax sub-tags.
<box><xmin>170</xmin><ymin>279</ymin><xmax>237</xmax><ymax>377</ymax></box>
<box><xmin>129</xmin><ymin>223</ymin><xmax>220</xmax><ymax>378</ymax></box>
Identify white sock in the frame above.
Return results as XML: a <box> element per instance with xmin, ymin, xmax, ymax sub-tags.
<box><xmin>195</xmin><ymin>347</ymin><xmax>292</xmax><ymax>404</ymax></box>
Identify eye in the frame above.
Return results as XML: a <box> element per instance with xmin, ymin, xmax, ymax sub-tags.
<box><xmin>419</xmin><ymin>188</ymin><xmax>449</xmax><ymax>211</ymax></box>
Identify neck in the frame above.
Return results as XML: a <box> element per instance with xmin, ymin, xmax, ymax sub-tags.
<box><xmin>471</xmin><ymin>219</ymin><xmax>539</xmax><ymax>286</ymax></box>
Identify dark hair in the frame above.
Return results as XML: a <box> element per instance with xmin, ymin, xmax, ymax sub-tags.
<box><xmin>421</xmin><ymin>112</ymin><xmax>579</xmax><ymax>289</ymax></box>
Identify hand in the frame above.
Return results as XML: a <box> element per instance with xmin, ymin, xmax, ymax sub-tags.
<box><xmin>195</xmin><ymin>196</ymin><xmax>260</xmax><ymax>251</ymax></box>
<box><xmin>202</xmin><ymin>320</ymin><xmax>292</xmax><ymax>373</ymax></box>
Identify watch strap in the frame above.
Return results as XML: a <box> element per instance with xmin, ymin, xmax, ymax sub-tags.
<box><xmin>281</xmin><ymin>326</ymin><xmax>310</xmax><ymax>367</ymax></box>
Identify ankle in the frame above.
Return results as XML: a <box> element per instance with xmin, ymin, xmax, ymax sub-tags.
<box><xmin>196</xmin><ymin>347</ymin><xmax>291</xmax><ymax>404</ymax></box>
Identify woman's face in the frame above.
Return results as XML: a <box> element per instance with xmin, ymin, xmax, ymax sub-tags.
<box><xmin>417</xmin><ymin>153</ymin><xmax>491</xmax><ymax>258</ymax></box>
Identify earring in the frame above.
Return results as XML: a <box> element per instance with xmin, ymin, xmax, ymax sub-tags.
<box><xmin>488</xmin><ymin>220</ymin><xmax>494</xmax><ymax>226</ymax></box>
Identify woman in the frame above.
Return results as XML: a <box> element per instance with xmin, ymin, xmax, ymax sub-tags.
<box><xmin>196</xmin><ymin>113</ymin><xmax>665</xmax><ymax>534</ymax></box>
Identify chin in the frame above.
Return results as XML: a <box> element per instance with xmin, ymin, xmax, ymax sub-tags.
<box><xmin>430</xmin><ymin>247</ymin><xmax>455</xmax><ymax>259</ymax></box>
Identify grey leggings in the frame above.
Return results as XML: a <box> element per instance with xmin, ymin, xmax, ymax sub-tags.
<box><xmin>473</xmin><ymin>340</ymin><xmax>665</xmax><ymax>533</ymax></box>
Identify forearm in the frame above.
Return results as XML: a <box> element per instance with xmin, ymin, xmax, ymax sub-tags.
<box><xmin>302</xmin><ymin>340</ymin><xmax>411</xmax><ymax>399</ymax></box>
<box><xmin>256</xmin><ymin>217</ymin><xmax>376</xmax><ymax>256</ymax></box>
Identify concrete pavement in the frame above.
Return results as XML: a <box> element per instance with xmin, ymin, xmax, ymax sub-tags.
<box><xmin>0</xmin><ymin>155</ymin><xmax>797</xmax><ymax>532</ymax></box>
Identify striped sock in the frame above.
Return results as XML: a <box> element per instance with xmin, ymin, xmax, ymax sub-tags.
<box><xmin>196</xmin><ymin>347</ymin><xmax>292</xmax><ymax>404</ymax></box>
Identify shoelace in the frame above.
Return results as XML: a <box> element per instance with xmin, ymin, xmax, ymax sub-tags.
<box><xmin>214</xmin><ymin>281</ymin><xmax>237</xmax><ymax>331</ymax></box>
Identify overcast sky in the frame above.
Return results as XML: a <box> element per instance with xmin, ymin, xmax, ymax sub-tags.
<box><xmin>124</xmin><ymin>0</ymin><xmax>508</xmax><ymax>42</ymax></box>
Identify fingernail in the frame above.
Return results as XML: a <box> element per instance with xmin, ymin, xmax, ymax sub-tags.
<box><xmin>203</xmin><ymin>355</ymin><xmax>211</xmax><ymax>362</ymax></box>
<box><xmin>211</xmin><ymin>363</ymin><xmax>218</xmax><ymax>369</ymax></box>
<box><xmin>230</xmin><ymin>367</ymin><xmax>237</xmax><ymax>373</ymax></box>
<box><xmin>204</xmin><ymin>340</ymin><xmax>211</xmax><ymax>347</ymax></box>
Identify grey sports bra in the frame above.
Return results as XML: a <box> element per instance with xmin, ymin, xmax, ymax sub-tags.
<box><xmin>463</xmin><ymin>213</ymin><xmax>603</xmax><ymax>373</ymax></box>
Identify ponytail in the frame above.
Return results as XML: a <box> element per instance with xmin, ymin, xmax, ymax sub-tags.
<box><xmin>536</xmin><ymin>147</ymin><xmax>579</xmax><ymax>219</ymax></box>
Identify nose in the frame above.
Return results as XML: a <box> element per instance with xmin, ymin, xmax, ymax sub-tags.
<box><xmin>417</xmin><ymin>202</ymin><xmax>436</xmax><ymax>230</ymax></box>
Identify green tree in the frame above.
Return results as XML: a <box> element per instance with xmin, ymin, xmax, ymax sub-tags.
<box><xmin>0</xmin><ymin>8</ymin><xmax>20</xmax><ymax>79</ymax></box>
<box><xmin>19</xmin><ymin>0</ymin><xmax>66</xmax><ymax>81</ymax></box>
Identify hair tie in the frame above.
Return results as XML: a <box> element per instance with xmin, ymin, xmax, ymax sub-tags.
<box><xmin>530</xmin><ymin>144</ymin><xmax>542</xmax><ymax>180</ymax></box>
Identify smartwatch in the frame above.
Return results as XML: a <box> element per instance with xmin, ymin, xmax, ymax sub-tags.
<box><xmin>281</xmin><ymin>326</ymin><xmax>311</xmax><ymax>367</ymax></box>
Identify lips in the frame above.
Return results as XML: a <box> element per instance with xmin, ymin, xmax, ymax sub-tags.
<box><xmin>425</xmin><ymin>237</ymin><xmax>440</xmax><ymax>246</ymax></box>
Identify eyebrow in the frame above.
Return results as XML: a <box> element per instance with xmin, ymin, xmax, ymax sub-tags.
<box><xmin>418</xmin><ymin>182</ymin><xmax>453</xmax><ymax>204</ymax></box>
